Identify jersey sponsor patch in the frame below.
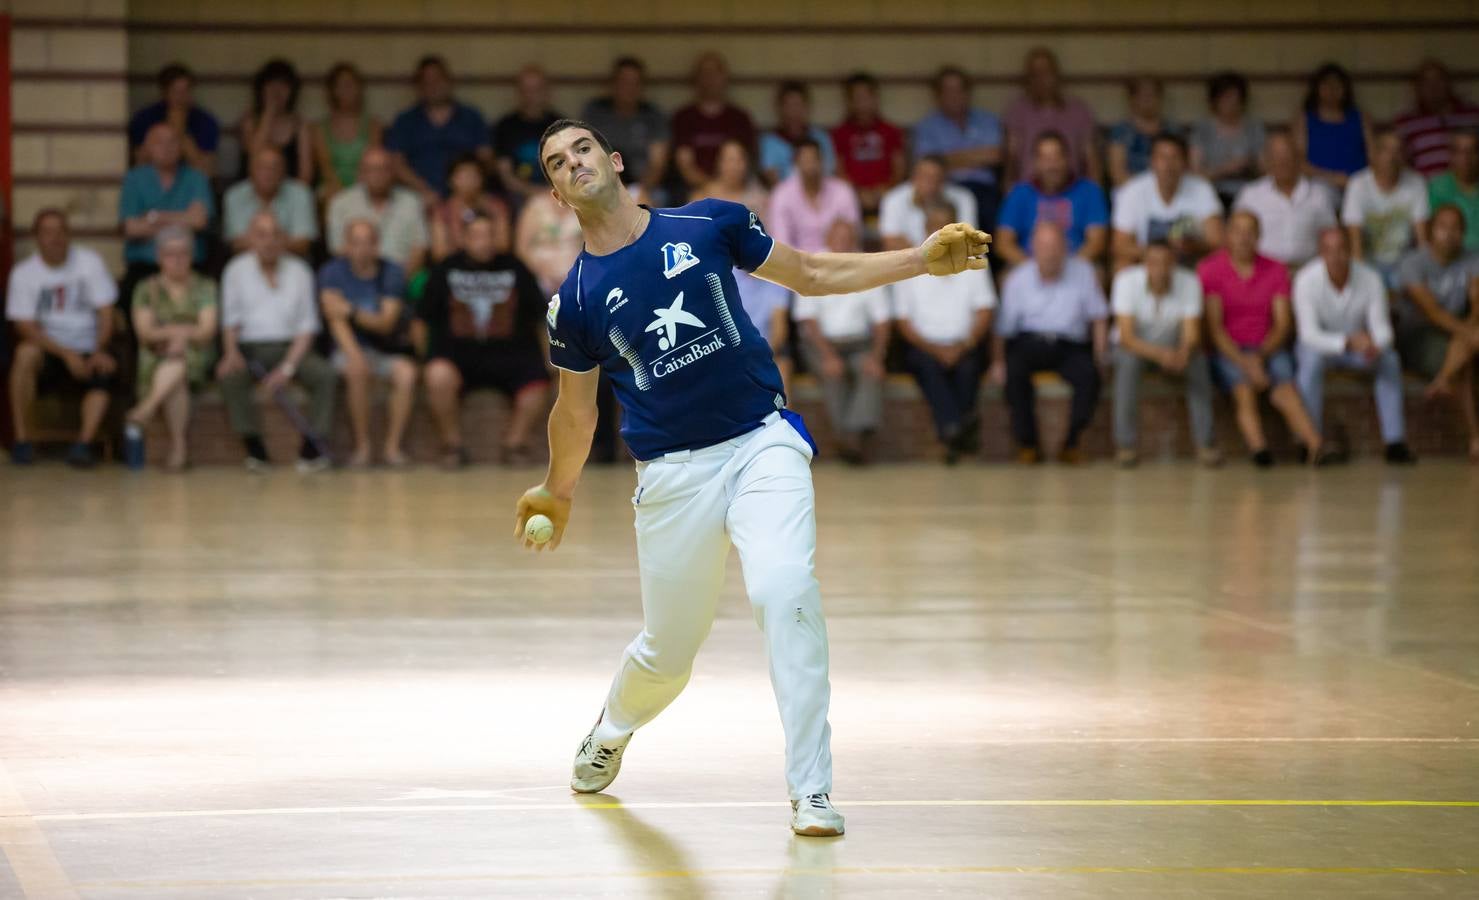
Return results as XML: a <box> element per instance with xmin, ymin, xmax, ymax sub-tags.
<box><xmin>661</xmin><ymin>241</ymin><xmax>701</xmax><ymax>279</ymax></box>
<box><xmin>546</xmin><ymin>293</ymin><xmax>561</xmax><ymax>330</ymax></box>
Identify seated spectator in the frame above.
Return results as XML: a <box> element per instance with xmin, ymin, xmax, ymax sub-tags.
<box><xmin>1343</xmin><ymin>126</ymin><xmax>1431</xmax><ymax>282</ymax></box>
<box><xmin>991</xmin><ymin>221</ymin><xmax>1108</xmax><ymax>464</ymax></box>
<box><xmin>913</xmin><ymin>66</ymin><xmax>1003</xmax><ymax>228</ymax></box>
<box><xmin>995</xmin><ymin>130</ymin><xmax>1108</xmax><ymax>267</ymax></box>
<box><xmin>1005</xmin><ymin>47</ymin><xmax>1099</xmax><ymax>185</ymax></box>
<box><xmin>310</xmin><ymin>63</ymin><xmax>383</xmax><ymax>201</ymax></box>
<box><xmin>431</xmin><ymin>153</ymin><xmax>513</xmax><ymax>263</ymax></box>
<box><xmin>217</xmin><ymin>212</ymin><xmax>337</xmax><ymax>472</ymax></box>
<box><xmin>119</xmin><ymin>123</ymin><xmax>213</xmax><ymax>304</ymax></box>
<box><xmin>582</xmin><ymin>56</ymin><xmax>669</xmax><ymax>203</ymax></box>
<box><xmin>1429</xmin><ymin>130</ymin><xmax>1479</xmax><ymax>253</ymax></box>
<box><xmin>420</xmin><ymin>215</ymin><xmax>550</xmax><ymax>467</ymax></box>
<box><xmin>1110</xmin><ymin>241</ymin><xmax>1218</xmax><ymax>467</ymax></box>
<box><xmin>5</xmin><ymin>210</ymin><xmax>118</xmax><ymax>468</ymax></box>
<box><xmin>690</xmin><ymin>140</ymin><xmax>792</xmax><ymax>394</ymax></box>
<box><xmin>1396</xmin><ymin>205</ymin><xmax>1479</xmax><ymax>460</ymax></box>
<box><xmin>224</xmin><ymin>147</ymin><xmax>318</xmax><ymax>258</ymax></box>
<box><xmin>1293</xmin><ymin>228</ymin><xmax>1415</xmax><ymax>464</ymax></box>
<box><xmin>1108</xmin><ymin>76</ymin><xmax>1178</xmax><ymax>188</ymax></box>
<box><xmin>1233</xmin><ymin>128</ymin><xmax>1338</xmax><ymax>269</ymax></box>
<box><xmin>515</xmin><ymin>191</ymin><xmax>584</xmax><ymax>296</ymax></box>
<box><xmin>1394</xmin><ymin>60</ymin><xmax>1479</xmax><ymax>179</ymax></box>
<box><xmin>122</xmin><ymin>227</ymin><xmax>219</xmax><ymax>471</ymax></box>
<box><xmin>879</xmin><ymin>156</ymin><xmax>977</xmax><ymax>251</ymax></box>
<box><xmin>1292</xmin><ymin>63</ymin><xmax>1372</xmax><ymax>193</ymax></box>
<box><xmin>493</xmin><ymin>64</ymin><xmax>563</xmax><ymax>200</ymax></box>
<box><xmin>237</xmin><ymin>58</ymin><xmax>312</xmax><ymax>182</ymax></box>
<box><xmin>896</xmin><ymin>203</ymin><xmax>998</xmax><ymax>463</ymax></box>
<box><xmin>1199</xmin><ymin>211</ymin><xmax>1326</xmax><ymax>466</ymax></box>
<box><xmin>128</xmin><ymin>63</ymin><xmax>220</xmax><ymax>178</ymax></box>
<box><xmin>327</xmin><ymin>146</ymin><xmax>430</xmax><ymax>272</ymax></box>
<box><xmin>830</xmin><ymin>71</ymin><xmax>907</xmax><ymax>217</ymax></box>
<box><xmin>760</xmin><ymin>81</ymin><xmax>837</xmax><ymax>186</ymax></box>
<box><xmin>1190</xmin><ymin>71</ymin><xmax>1265</xmax><ymax>210</ymax></box>
<box><xmin>319</xmin><ymin>219</ymin><xmax>419</xmax><ymax>468</ymax></box>
<box><xmin>768</xmin><ymin>139</ymin><xmax>860</xmax><ymax>253</ymax></box>
<box><xmin>386</xmin><ymin>56</ymin><xmax>494</xmax><ymax>203</ymax></box>
<box><xmin>670</xmin><ymin>52</ymin><xmax>757</xmax><ymax>193</ymax></box>
<box><xmin>794</xmin><ymin>220</ymin><xmax>891</xmax><ymax>464</ymax></box>
<box><xmin>1111</xmin><ymin>132</ymin><xmax>1223</xmax><ymax>271</ymax></box>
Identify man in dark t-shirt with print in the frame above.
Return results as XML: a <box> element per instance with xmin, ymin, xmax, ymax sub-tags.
<box><xmin>493</xmin><ymin>65</ymin><xmax>562</xmax><ymax>199</ymax></box>
<box><xmin>419</xmin><ymin>214</ymin><xmax>550</xmax><ymax>466</ymax></box>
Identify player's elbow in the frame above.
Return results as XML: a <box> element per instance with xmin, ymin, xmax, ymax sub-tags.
<box><xmin>552</xmin><ymin>394</ymin><xmax>599</xmax><ymax>433</ymax></box>
<box><xmin>792</xmin><ymin>255</ymin><xmax>828</xmax><ymax>297</ymax></box>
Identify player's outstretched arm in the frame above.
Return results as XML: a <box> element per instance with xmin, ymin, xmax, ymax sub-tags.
<box><xmin>514</xmin><ymin>367</ymin><xmax>601</xmax><ymax>552</ymax></box>
<box><xmin>755</xmin><ymin>222</ymin><xmax>990</xmax><ymax>297</ymax></box>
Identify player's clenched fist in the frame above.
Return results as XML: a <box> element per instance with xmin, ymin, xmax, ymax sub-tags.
<box><xmin>514</xmin><ymin>485</ymin><xmax>572</xmax><ymax>552</ymax></box>
<box><xmin>920</xmin><ymin>222</ymin><xmax>991</xmax><ymax>276</ymax></box>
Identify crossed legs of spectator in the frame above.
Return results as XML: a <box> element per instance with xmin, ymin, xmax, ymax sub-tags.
<box><xmin>904</xmin><ymin>344</ymin><xmax>983</xmax><ymax>464</ymax></box>
<box><xmin>126</xmin><ymin>357</ymin><xmax>192</xmax><ymax>470</ymax></box>
<box><xmin>1418</xmin><ymin>331</ymin><xmax>1479</xmax><ymax>462</ymax></box>
<box><xmin>1296</xmin><ymin>345</ymin><xmax>1415</xmax><ymax>465</ymax></box>
<box><xmin>8</xmin><ymin>342</ymin><xmax>113</xmax><ymax>467</ymax></box>
<box><xmin>1004</xmin><ymin>336</ymin><xmax>1099</xmax><ymax>464</ymax></box>
<box><xmin>1113</xmin><ymin>348</ymin><xmax>1219</xmax><ymax>467</ymax></box>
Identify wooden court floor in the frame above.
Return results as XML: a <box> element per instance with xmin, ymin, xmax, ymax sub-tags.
<box><xmin>1</xmin><ymin>462</ymin><xmax>1477</xmax><ymax>899</ymax></box>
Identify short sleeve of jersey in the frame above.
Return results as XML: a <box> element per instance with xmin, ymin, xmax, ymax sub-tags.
<box><xmin>702</xmin><ymin>198</ymin><xmax>775</xmax><ymax>272</ymax></box>
<box><xmin>546</xmin><ymin>281</ymin><xmax>600</xmax><ymax>374</ymax></box>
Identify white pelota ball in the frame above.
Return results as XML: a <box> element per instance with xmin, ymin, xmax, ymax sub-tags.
<box><xmin>525</xmin><ymin>514</ymin><xmax>555</xmax><ymax>545</ymax></box>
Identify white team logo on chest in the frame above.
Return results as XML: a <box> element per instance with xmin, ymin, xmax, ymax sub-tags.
<box><xmin>661</xmin><ymin>242</ymin><xmax>700</xmax><ymax>279</ymax></box>
<box><xmin>644</xmin><ymin>292</ymin><xmax>706</xmax><ymax>350</ymax></box>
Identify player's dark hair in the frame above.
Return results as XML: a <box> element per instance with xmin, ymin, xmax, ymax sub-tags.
<box><xmin>1432</xmin><ymin>202</ymin><xmax>1467</xmax><ymax>231</ymax></box>
<box><xmin>932</xmin><ymin>65</ymin><xmax>970</xmax><ymax>93</ymax></box>
<box><xmin>1303</xmin><ymin>62</ymin><xmax>1355</xmax><ymax>114</ymax></box>
<box><xmin>31</xmin><ymin>207</ymin><xmax>68</xmax><ymax>233</ymax></box>
<box><xmin>538</xmin><ymin>119</ymin><xmax>616</xmax><ymax>178</ymax></box>
<box><xmin>415</xmin><ymin>55</ymin><xmax>450</xmax><ymax>81</ymax></box>
<box><xmin>611</xmin><ymin>55</ymin><xmax>646</xmax><ymax>77</ymax></box>
<box><xmin>843</xmin><ymin>71</ymin><xmax>879</xmax><ymax>93</ymax></box>
<box><xmin>1033</xmin><ymin>129</ymin><xmax>1069</xmax><ymax>154</ymax></box>
<box><xmin>1207</xmin><ymin>71</ymin><xmax>1249</xmax><ymax>107</ymax></box>
<box><xmin>1150</xmin><ymin>131</ymin><xmax>1189</xmax><ymax>157</ymax></box>
<box><xmin>776</xmin><ymin>80</ymin><xmax>809</xmax><ymax>104</ymax></box>
<box><xmin>156</xmin><ymin>62</ymin><xmax>193</xmax><ymax>92</ymax></box>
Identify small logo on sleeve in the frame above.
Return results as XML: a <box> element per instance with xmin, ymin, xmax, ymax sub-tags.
<box><xmin>546</xmin><ymin>293</ymin><xmax>561</xmax><ymax>329</ymax></box>
<box><xmin>661</xmin><ymin>242</ymin><xmax>701</xmax><ymax>279</ymax></box>
<box><xmin>748</xmin><ymin>211</ymin><xmax>766</xmax><ymax>237</ymax></box>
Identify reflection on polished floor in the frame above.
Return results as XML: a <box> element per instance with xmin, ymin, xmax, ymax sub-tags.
<box><xmin>1</xmin><ymin>463</ymin><xmax>1477</xmax><ymax>899</ymax></box>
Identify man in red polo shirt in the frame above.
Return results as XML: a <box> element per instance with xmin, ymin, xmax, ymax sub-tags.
<box><xmin>830</xmin><ymin>72</ymin><xmax>907</xmax><ymax>218</ymax></box>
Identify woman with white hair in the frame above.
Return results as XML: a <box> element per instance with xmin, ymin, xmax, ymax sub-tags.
<box><xmin>123</xmin><ymin>226</ymin><xmax>219</xmax><ymax>470</ymax></box>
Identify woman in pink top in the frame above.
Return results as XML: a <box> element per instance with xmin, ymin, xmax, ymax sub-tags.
<box><xmin>430</xmin><ymin>153</ymin><xmax>512</xmax><ymax>262</ymax></box>
<box><xmin>1199</xmin><ymin>209</ymin><xmax>1328</xmax><ymax>465</ymax></box>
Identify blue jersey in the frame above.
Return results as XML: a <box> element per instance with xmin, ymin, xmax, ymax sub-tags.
<box><xmin>547</xmin><ymin>199</ymin><xmax>787</xmax><ymax>460</ymax></box>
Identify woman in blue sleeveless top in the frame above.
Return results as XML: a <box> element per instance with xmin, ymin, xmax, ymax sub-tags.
<box><xmin>1294</xmin><ymin>62</ymin><xmax>1374</xmax><ymax>192</ymax></box>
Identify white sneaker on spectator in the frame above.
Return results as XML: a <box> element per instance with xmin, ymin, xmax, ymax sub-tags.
<box><xmin>791</xmin><ymin>793</ymin><xmax>845</xmax><ymax>836</ymax></box>
<box><xmin>570</xmin><ymin>717</ymin><xmax>630</xmax><ymax>794</ymax></box>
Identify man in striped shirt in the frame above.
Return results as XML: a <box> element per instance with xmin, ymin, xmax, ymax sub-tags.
<box><xmin>1394</xmin><ymin>60</ymin><xmax>1479</xmax><ymax>179</ymax></box>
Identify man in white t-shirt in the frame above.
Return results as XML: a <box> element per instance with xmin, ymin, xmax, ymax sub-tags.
<box><xmin>1110</xmin><ymin>241</ymin><xmax>1218</xmax><ymax>467</ymax></box>
<box><xmin>6</xmin><ymin>209</ymin><xmax>119</xmax><ymax>467</ymax></box>
<box><xmin>1111</xmin><ymin>132</ymin><xmax>1223</xmax><ymax>272</ymax></box>
<box><xmin>1233</xmin><ymin>129</ymin><xmax>1338</xmax><ymax>269</ymax></box>
<box><xmin>793</xmin><ymin>220</ymin><xmax>892</xmax><ymax>464</ymax></box>
<box><xmin>895</xmin><ymin>202</ymin><xmax>998</xmax><ymax>462</ymax></box>
<box><xmin>1343</xmin><ymin>126</ymin><xmax>1431</xmax><ymax>284</ymax></box>
<box><xmin>879</xmin><ymin>156</ymin><xmax>978</xmax><ymax>250</ymax></box>
<box><xmin>217</xmin><ymin>211</ymin><xmax>337</xmax><ymax>472</ymax></box>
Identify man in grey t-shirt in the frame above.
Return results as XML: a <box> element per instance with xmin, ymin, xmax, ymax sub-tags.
<box><xmin>581</xmin><ymin>57</ymin><xmax>669</xmax><ymax>202</ymax></box>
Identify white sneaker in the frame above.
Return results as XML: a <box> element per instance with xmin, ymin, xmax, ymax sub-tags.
<box><xmin>570</xmin><ymin>720</ymin><xmax>630</xmax><ymax>794</ymax></box>
<box><xmin>791</xmin><ymin>793</ymin><xmax>845</xmax><ymax>836</ymax></box>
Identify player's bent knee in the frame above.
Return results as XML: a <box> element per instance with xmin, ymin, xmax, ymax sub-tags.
<box><xmin>746</xmin><ymin>564</ymin><xmax>821</xmax><ymax>612</ymax></box>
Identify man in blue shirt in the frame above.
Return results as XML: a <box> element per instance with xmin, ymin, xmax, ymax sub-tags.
<box><xmin>127</xmin><ymin>63</ymin><xmax>220</xmax><ymax>178</ymax></box>
<box><xmin>385</xmin><ymin>56</ymin><xmax>494</xmax><ymax>202</ymax></box>
<box><xmin>515</xmin><ymin>119</ymin><xmax>988</xmax><ymax>839</ymax></box>
<box><xmin>913</xmin><ymin>66</ymin><xmax>1004</xmax><ymax>229</ymax></box>
<box><xmin>991</xmin><ymin>221</ymin><xmax>1109</xmax><ymax>464</ymax></box>
<box><xmin>994</xmin><ymin>131</ymin><xmax>1109</xmax><ymax>267</ymax></box>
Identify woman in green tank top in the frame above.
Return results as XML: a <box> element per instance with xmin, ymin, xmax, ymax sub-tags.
<box><xmin>312</xmin><ymin>63</ymin><xmax>382</xmax><ymax>201</ymax></box>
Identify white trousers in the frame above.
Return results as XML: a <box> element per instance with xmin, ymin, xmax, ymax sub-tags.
<box><xmin>591</xmin><ymin>414</ymin><xmax>833</xmax><ymax>799</ymax></box>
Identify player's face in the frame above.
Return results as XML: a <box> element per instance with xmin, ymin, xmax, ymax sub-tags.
<box><xmin>543</xmin><ymin>129</ymin><xmax>623</xmax><ymax>207</ymax></box>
